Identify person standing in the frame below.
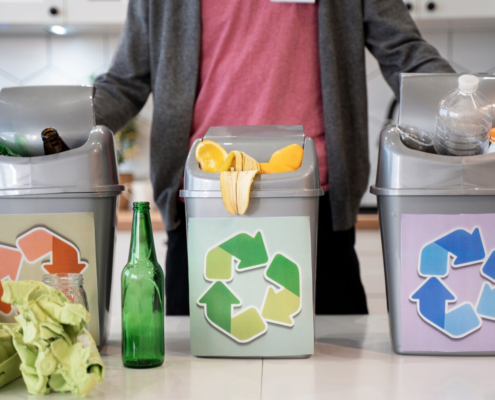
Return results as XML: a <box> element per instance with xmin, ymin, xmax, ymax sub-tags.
<box><xmin>94</xmin><ymin>0</ymin><xmax>454</xmax><ymax>315</ymax></box>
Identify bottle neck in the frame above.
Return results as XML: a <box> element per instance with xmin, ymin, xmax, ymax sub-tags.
<box><xmin>128</xmin><ymin>205</ymin><xmax>157</xmax><ymax>265</ymax></box>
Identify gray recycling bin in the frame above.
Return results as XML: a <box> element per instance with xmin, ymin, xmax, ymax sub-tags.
<box><xmin>0</xmin><ymin>85</ymin><xmax>123</xmax><ymax>347</ymax></box>
<box><xmin>372</xmin><ymin>74</ymin><xmax>495</xmax><ymax>355</ymax></box>
<box><xmin>181</xmin><ymin>125</ymin><xmax>323</xmax><ymax>358</ymax></box>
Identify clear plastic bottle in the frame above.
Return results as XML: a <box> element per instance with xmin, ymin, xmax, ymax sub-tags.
<box><xmin>434</xmin><ymin>75</ymin><xmax>493</xmax><ymax>156</ymax></box>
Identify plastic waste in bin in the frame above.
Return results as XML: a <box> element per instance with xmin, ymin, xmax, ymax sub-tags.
<box><xmin>372</xmin><ymin>74</ymin><xmax>495</xmax><ymax>355</ymax></box>
<box><xmin>181</xmin><ymin>125</ymin><xmax>323</xmax><ymax>358</ymax></box>
<box><xmin>0</xmin><ymin>86</ymin><xmax>123</xmax><ymax>347</ymax></box>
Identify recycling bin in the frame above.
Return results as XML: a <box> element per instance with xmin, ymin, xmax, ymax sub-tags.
<box><xmin>371</xmin><ymin>74</ymin><xmax>495</xmax><ymax>355</ymax></box>
<box><xmin>181</xmin><ymin>125</ymin><xmax>323</xmax><ymax>358</ymax></box>
<box><xmin>0</xmin><ymin>85</ymin><xmax>124</xmax><ymax>347</ymax></box>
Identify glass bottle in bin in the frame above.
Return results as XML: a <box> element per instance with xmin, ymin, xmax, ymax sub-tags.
<box><xmin>41</xmin><ymin>128</ymin><xmax>70</xmax><ymax>155</ymax></box>
<box><xmin>122</xmin><ymin>202</ymin><xmax>165</xmax><ymax>368</ymax></box>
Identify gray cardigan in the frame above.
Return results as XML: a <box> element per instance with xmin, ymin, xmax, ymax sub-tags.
<box><xmin>94</xmin><ymin>0</ymin><xmax>453</xmax><ymax>232</ymax></box>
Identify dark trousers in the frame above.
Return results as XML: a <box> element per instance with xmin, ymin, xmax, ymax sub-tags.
<box><xmin>165</xmin><ymin>194</ymin><xmax>368</xmax><ymax>315</ymax></box>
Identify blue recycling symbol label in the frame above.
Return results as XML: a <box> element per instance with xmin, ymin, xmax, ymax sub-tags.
<box><xmin>410</xmin><ymin>227</ymin><xmax>495</xmax><ymax>339</ymax></box>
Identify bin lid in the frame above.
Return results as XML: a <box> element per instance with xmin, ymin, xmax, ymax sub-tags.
<box><xmin>370</xmin><ymin>125</ymin><xmax>495</xmax><ymax>196</ymax></box>
<box><xmin>371</xmin><ymin>74</ymin><xmax>495</xmax><ymax>197</ymax></box>
<box><xmin>0</xmin><ymin>86</ymin><xmax>95</xmax><ymax>157</ymax></box>
<box><xmin>0</xmin><ymin>126</ymin><xmax>123</xmax><ymax>197</ymax></box>
<box><xmin>181</xmin><ymin>125</ymin><xmax>323</xmax><ymax>198</ymax></box>
<box><xmin>0</xmin><ymin>86</ymin><xmax>123</xmax><ymax>197</ymax></box>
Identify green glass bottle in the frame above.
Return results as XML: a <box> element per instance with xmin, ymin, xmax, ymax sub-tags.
<box><xmin>122</xmin><ymin>202</ymin><xmax>164</xmax><ymax>368</ymax></box>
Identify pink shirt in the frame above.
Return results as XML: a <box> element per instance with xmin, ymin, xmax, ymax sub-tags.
<box><xmin>190</xmin><ymin>0</ymin><xmax>328</xmax><ymax>189</ymax></box>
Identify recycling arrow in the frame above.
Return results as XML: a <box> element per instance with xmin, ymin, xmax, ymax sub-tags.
<box><xmin>197</xmin><ymin>281</ymin><xmax>267</xmax><ymax>342</ymax></box>
<box><xmin>17</xmin><ymin>228</ymin><xmax>87</xmax><ymax>274</ymax></box>
<box><xmin>0</xmin><ymin>245</ymin><xmax>23</xmax><ymax>315</ymax></box>
<box><xmin>419</xmin><ymin>228</ymin><xmax>485</xmax><ymax>276</ymax></box>
<box><xmin>476</xmin><ymin>282</ymin><xmax>495</xmax><ymax>320</ymax></box>
<box><xmin>261</xmin><ymin>254</ymin><xmax>301</xmax><ymax>326</ymax></box>
<box><xmin>218</xmin><ymin>232</ymin><xmax>268</xmax><ymax>270</ymax></box>
<box><xmin>199</xmin><ymin>231</ymin><xmax>301</xmax><ymax>343</ymax></box>
<box><xmin>410</xmin><ymin>277</ymin><xmax>481</xmax><ymax>338</ymax></box>
<box><xmin>481</xmin><ymin>251</ymin><xmax>495</xmax><ymax>283</ymax></box>
<box><xmin>205</xmin><ymin>231</ymin><xmax>269</xmax><ymax>281</ymax></box>
<box><xmin>198</xmin><ymin>281</ymin><xmax>240</xmax><ymax>333</ymax></box>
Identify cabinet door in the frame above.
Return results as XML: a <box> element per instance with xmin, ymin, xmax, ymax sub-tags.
<box><xmin>0</xmin><ymin>0</ymin><xmax>65</xmax><ymax>24</ymax></box>
<box><xmin>420</xmin><ymin>0</ymin><xmax>495</xmax><ymax>20</ymax></box>
<box><xmin>67</xmin><ymin>0</ymin><xmax>128</xmax><ymax>24</ymax></box>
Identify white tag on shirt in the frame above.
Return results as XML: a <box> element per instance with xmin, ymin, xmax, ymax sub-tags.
<box><xmin>271</xmin><ymin>0</ymin><xmax>315</xmax><ymax>3</ymax></box>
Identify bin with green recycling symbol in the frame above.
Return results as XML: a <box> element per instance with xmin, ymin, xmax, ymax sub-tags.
<box><xmin>181</xmin><ymin>126</ymin><xmax>323</xmax><ymax>357</ymax></box>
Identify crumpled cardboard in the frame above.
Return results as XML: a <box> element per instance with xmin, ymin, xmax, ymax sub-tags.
<box><xmin>1</xmin><ymin>280</ymin><xmax>104</xmax><ymax>397</ymax></box>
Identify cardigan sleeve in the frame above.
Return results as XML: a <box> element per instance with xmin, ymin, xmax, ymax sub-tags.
<box><xmin>363</xmin><ymin>0</ymin><xmax>455</xmax><ymax>98</ymax></box>
<box><xmin>93</xmin><ymin>0</ymin><xmax>151</xmax><ymax>133</ymax></box>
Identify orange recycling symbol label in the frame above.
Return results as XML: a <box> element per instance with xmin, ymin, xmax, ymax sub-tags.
<box><xmin>0</xmin><ymin>227</ymin><xmax>88</xmax><ymax>314</ymax></box>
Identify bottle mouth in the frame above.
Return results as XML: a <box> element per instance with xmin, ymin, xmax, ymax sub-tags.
<box><xmin>43</xmin><ymin>273</ymin><xmax>83</xmax><ymax>286</ymax></box>
<box><xmin>133</xmin><ymin>202</ymin><xmax>150</xmax><ymax>211</ymax></box>
<box><xmin>41</xmin><ymin>128</ymin><xmax>58</xmax><ymax>142</ymax></box>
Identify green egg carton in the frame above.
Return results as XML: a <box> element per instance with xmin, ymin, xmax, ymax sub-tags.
<box><xmin>0</xmin><ymin>323</ymin><xmax>21</xmax><ymax>389</ymax></box>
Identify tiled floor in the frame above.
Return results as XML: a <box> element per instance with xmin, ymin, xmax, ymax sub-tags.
<box><xmin>112</xmin><ymin>228</ymin><xmax>387</xmax><ymax>316</ymax></box>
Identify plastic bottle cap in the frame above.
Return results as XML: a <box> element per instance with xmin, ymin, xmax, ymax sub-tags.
<box><xmin>458</xmin><ymin>74</ymin><xmax>479</xmax><ymax>94</ymax></box>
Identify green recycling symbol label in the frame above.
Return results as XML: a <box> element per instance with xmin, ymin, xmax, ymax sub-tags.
<box><xmin>197</xmin><ymin>231</ymin><xmax>302</xmax><ymax>343</ymax></box>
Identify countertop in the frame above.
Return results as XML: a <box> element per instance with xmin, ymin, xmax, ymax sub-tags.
<box><xmin>3</xmin><ymin>315</ymin><xmax>494</xmax><ymax>399</ymax></box>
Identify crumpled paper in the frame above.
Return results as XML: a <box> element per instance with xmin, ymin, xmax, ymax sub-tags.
<box><xmin>0</xmin><ymin>323</ymin><xmax>22</xmax><ymax>388</ymax></box>
<box><xmin>1</xmin><ymin>280</ymin><xmax>104</xmax><ymax>397</ymax></box>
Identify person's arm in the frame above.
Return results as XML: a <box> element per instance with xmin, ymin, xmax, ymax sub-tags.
<box><xmin>364</xmin><ymin>0</ymin><xmax>455</xmax><ymax>98</ymax></box>
<box><xmin>93</xmin><ymin>0</ymin><xmax>151</xmax><ymax>133</ymax></box>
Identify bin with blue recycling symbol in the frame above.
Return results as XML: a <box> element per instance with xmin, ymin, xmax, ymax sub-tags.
<box><xmin>180</xmin><ymin>125</ymin><xmax>323</xmax><ymax>358</ymax></box>
<box><xmin>371</xmin><ymin>73</ymin><xmax>495</xmax><ymax>355</ymax></box>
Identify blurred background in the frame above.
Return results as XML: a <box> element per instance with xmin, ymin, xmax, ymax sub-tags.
<box><xmin>1</xmin><ymin>0</ymin><xmax>494</xmax><ymax>315</ymax></box>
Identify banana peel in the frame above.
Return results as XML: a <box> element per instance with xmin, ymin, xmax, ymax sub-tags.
<box><xmin>220</xmin><ymin>151</ymin><xmax>260</xmax><ymax>215</ymax></box>
<box><xmin>236</xmin><ymin>171</ymin><xmax>259</xmax><ymax>215</ymax></box>
<box><xmin>220</xmin><ymin>169</ymin><xmax>238</xmax><ymax>214</ymax></box>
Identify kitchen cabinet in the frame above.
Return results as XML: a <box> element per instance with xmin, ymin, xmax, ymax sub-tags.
<box><xmin>419</xmin><ymin>0</ymin><xmax>495</xmax><ymax>20</ymax></box>
<box><xmin>66</xmin><ymin>0</ymin><xmax>128</xmax><ymax>25</ymax></box>
<box><xmin>0</xmin><ymin>0</ymin><xmax>65</xmax><ymax>25</ymax></box>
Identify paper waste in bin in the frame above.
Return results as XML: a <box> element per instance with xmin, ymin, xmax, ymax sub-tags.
<box><xmin>181</xmin><ymin>125</ymin><xmax>323</xmax><ymax>358</ymax></box>
<box><xmin>372</xmin><ymin>74</ymin><xmax>495</xmax><ymax>355</ymax></box>
<box><xmin>0</xmin><ymin>86</ymin><xmax>124</xmax><ymax>347</ymax></box>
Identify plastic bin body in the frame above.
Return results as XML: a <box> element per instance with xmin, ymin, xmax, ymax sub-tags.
<box><xmin>0</xmin><ymin>86</ymin><xmax>123</xmax><ymax>347</ymax></box>
<box><xmin>372</xmin><ymin>74</ymin><xmax>495</xmax><ymax>355</ymax></box>
<box><xmin>181</xmin><ymin>125</ymin><xmax>323</xmax><ymax>358</ymax></box>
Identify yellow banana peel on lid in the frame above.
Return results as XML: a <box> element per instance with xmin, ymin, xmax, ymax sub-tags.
<box><xmin>196</xmin><ymin>141</ymin><xmax>303</xmax><ymax>215</ymax></box>
<box><xmin>1</xmin><ymin>280</ymin><xmax>104</xmax><ymax>397</ymax></box>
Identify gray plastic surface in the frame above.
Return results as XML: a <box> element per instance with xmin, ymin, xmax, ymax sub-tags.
<box><xmin>371</xmin><ymin>126</ymin><xmax>495</xmax><ymax>196</ymax></box>
<box><xmin>372</xmin><ymin>74</ymin><xmax>495</xmax><ymax>355</ymax></box>
<box><xmin>181</xmin><ymin>125</ymin><xmax>322</xmax><ymax>358</ymax></box>
<box><xmin>182</xmin><ymin>126</ymin><xmax>323</xmax><ymax>198</ymax></box>
<box><xmin>0</xmin><ymin>85</ymin><xmax>96</xmax><ymax>157</ymax></box>
<box><xmin>0</xmin><ymin>126</ymin><xmax>121</xmax><ymax>196</ymax></box>
<box><xmin>0</xmin><ymin>85</ymin><xmax>123</xmax><ymax>347</ymax></box>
